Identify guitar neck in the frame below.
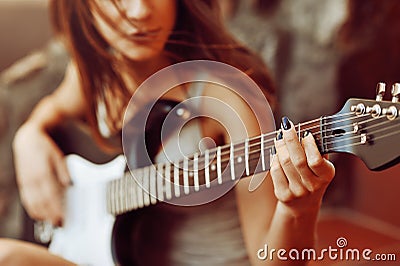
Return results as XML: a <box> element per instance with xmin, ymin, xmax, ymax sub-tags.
<box><xmin>107</xmin><ymin>93</ymin><xmax>400</xmax><ymax>216</ymax></box>
<box><xmin>106</xmin><ymin>117</ymin><xmax>327</xmax><ymax>215</ymax></box>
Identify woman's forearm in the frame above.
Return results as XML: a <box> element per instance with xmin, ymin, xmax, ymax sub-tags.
<box><xmin>24</xmin><ymin>95</ymin><xmax>66</xmax><ymax>132</ymax></box>
<box><xmin>249</xmin><ymin>202</ymin><xmax>319</xmax><ymax>266</ymax></box>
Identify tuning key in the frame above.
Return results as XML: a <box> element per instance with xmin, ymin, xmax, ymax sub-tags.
<box><xmin>376</xmin><ymin>82</ymin><xmax>386</xmax><ymax>101</ymax></box>
<box><xmin>392</xmin><ymin>83</ymin><xmax>400</xmax><ymax>103</ymax></box>
<box><xmin>350</xmin><ymin>103</ymin><xmax>365</xmax><ymax>115</ymax></box>
<box><xmin>382</xmin><ymin>106</ymin><xmax>398</xmax><ymax>120</ymax></box>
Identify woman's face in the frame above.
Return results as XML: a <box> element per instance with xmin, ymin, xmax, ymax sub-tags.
<box><xmin>93</xmin><ymin>0</ymin><xmax>177</xmax><ymax>61</ymax></box>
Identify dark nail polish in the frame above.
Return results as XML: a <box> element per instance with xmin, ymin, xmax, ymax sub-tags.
<box><xmin>271</xmin><ymin>146</ymin><xmax>276</xmax><ymax>155</ymax></box>
<box><xmin>276</xmin><ymin>130</ymin><xmax>283</xmax><ymax>140</ymax></box>
<box><xmin>281</xmin><ymin>116</ymin><xmax>291</xmax><ymax>130</ymax></box>
<box><xmin>303</xmin><ymin>130</ymin><xmax>311</xmax><ymax>138</ymax></box>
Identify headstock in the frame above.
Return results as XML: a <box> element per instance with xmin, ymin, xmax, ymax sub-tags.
<box><xmin>323</xmin><ymin>83</ymin><xmax>400</xmax><ymax>171</ymax></box>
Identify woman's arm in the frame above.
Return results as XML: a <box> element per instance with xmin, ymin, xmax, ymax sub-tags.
<box><xmin>12</xmin><ymin>62</ymin><xmax>87</xmax><ymax>225</ymax></box>
<box><xmin>250</xmin><ymin>122</ymin><xmax>334</xmax><ymax>265</ymax></box>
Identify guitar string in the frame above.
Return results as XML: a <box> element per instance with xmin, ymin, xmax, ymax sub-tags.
<box><xmin>181</xmin><ymin>119</ymin><xmax>399</xmax><ymax>171</ymax></box>
<box><xmin>110</xmin><ymin>114</ymin><xmax>398</xmax><ymax>202</ymax></box>
<box><xmin>111</xmin><ymin>127</ymin><xmax>400</xmax><ymax>214</ymax></box>
<box><xmin>240</xmin><ymin>122</ymin><xmax>400</xmax><ymax>159</ymax></box>
<box><xmin>117</xmin><ymin>113</ymin><xmax>395</xmax><ymax>183</ymax></box>
<box><xmin>148</xmin><ymin>112</ymin><xmax>363</xmax><ymax>170</ymax></box>
<box><xmin>323</xmin><ymin>119</ymin><xmax>398</xmax><ymax>146</ymax></box>
<box><xmin>122</xmin><ymin>111</ymin><xmax>367</xmax><ymax>178</ymax></box>
<box><xmin>110</xmin><ymin>127</ymin><xmax>400</xmax><ymax>213</ymax></box>
<box><xmin>321</xmin><ymin>116</ymin><xmax>392</xmax><ymax>140</ymax></box>
<box><xmin>172</xmin><ymin>112</ymin><xmax>375</xmax><ymax>166</ymax></box>
<box><xmin>115</xmin><ymin>117</ymin><xmax>399</xmax><ymax>195</ymax></box>
<box><xmin>322</xmin><ymin>128</ymin><xmax>400</xmax><ymax>151</ymax></box>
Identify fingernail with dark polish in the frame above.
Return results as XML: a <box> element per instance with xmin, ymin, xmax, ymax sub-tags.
<box><xmin>271</xmin><ymin>146</ymin><xmax>276</xmax><ymax>155</ymax></box>
<box><xmin>303</xmin><ymin>130</ymin><xmax>311</xmax><ymax>138</ymax></box>
<box><xmin>276</xmin><ymin>130</ymin><xmax>283</xmax><ymax>140</ymax></box>
<box><xmin>281</xmin><ymin>116</ymin><xmax>291</xmax><ymax>130</ymax></box>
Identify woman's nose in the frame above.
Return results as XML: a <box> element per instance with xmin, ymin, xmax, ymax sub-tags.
<box><xmin>123</xmin><ymin>0</ymin><xmax>151</xmax><ymax>21</ymax></box>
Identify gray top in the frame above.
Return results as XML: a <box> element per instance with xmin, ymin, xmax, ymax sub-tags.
<box><xmin>129</xmin><ymin>83</ymin><xmax>250</xmax><ymax>265</ymax></box>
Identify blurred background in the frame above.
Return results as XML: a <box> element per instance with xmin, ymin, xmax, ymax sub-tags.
<box><xmin>0</xmin><ymin>0</ymin><xmax>399</xmax><ymax>264</ymax></box>
<box><xmin>0</xmin><ymin>0</ymin><xmax>51</xmax><ymax>72</ymax></box>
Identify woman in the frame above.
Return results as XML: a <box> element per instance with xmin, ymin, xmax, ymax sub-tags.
<box><xmin>2</xmin><ymin>0</ymin><xmax>335</xmax><ymax>265</ymax></box>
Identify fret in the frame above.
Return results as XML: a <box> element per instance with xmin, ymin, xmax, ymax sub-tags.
<box><xmin>121</xmin><ymin>178</ymin><xmax>129</xmax><ymax>211</ymax></box>
<box><xmin>269</xmin><ymin>147</ymin><xmax>274</xmax><ymax>168</ymax></box>
<box><xmin>123</xmin><ymin>176</ymin><xmax>128</xmax><ymax>212</ymax></box>
<box><xmin>194</xmin><ymin>153</ymin><xmax>199</xmax><ymax>191</ymax></box>
<box><xmin>205</xmin><ymin>149</ymin><xmax>210</xmax><ymax>188</ymax></box>
<box><xmin>319</xmin><ymin>116</ymin><xmax>327</xmax><ymax>153</ymax></box>
<box><xmin>245</xmin><ymin>138</ymin><xmax>250</xmax><ymax>176</ymax></box>
<box><xmin>165</xmin><ymin>163</ymin><xmax>172</xmax><ymax>200</ymax></box>
<box><xmin>108</xmin><ymin>181</ymin><xmax>113</xmax><ymax>214</ymax></box>
<box><xmin>115</xmin><ymin>180</ymin><xmax>122</xmax><ymax>212</ymax></box>
<box><xmin>117</xmin><ymin>179</ymin><xmax>122</xmax><ymax>213</ymax></box>
<box><xmin>230</xmin><ymin>143</ymin><xmax>235</xmax><ymax>180</ymax></box>
<box><xmin>106</xmin><ymin>181</ymin><xmax>111</xmax><ymax>213</ymax></box>
<box><xmin>217</xmin><ymin>146</ymin><xmax>222</xmax><ymax>184</ymax></box>
<box><xmin>109</xmin><ymin>181</ymin><xmax>113</xmax><ymax>213</ymax></box>
<box><xmin>156</xmin><ymin>163</ymin><xmax>164</xmax><ymax>202</ymax></box>
<box><xmin>123</xmin><ymin>175</ymin><xmax>132</xmax><ymax>210</ymax></box>
<box><xmin>118</xmin><ymin>180</ymin><xmax>122</xmax><ymax>212</ymax></box>
<box><xmin>128</xmin><ymin>172</ymin><xmax>138</xmax><ymax>210</ymax></box>
<box><xmin>143</xmin><ymin>167</ymin><xmax>150</xmax><ymax>206</ymax></box>
<box><xmin>127</xmin><ymin>175</ymin><xmax>132</xmax><ymax>210</ymax></box>
<box><xmin>136</xmin><ymin>169</ymin><xmax>144</xmax><ymax>208</ymax></box>
<box><xmin>126</xmin><ymin>175</ymin><xmax>130</xmax><ymax>212</ymax></box>
<box><xmin>111</xmin><ymin>180</ymin><xmax>116</xmax><ymax>213</ymax></box>
<box><xmin>119</xmin><ymin>178</ymin><xmax>123</xmax><ymax>213</ymax></box>
<box><xmin>174</xmin><ymin>161</ymin><xmax>180</xmax><ymax>197</ymax></box>
<box><xmin>183</xmin><ymin>157</ymin><xmax>190</xmax><ymax>195</ymax></box>
<box><xmin>114</xmin><ymin>180</ymin><xmax>118</xmax><ymax>213</ymax></box>
<box><xmin>260</xmin><ymin>134</ymin><xmax>266</xmax><ymax>171</ymax></box>
<box><xmin>297</xmin><ymin>122</ymin><xmax>301</xmax><ymax>141</ymax></box>
<box><xmin>149</xmin><ymin>165</ymin><xmax>157</xmax><ymax>204</ymax></box>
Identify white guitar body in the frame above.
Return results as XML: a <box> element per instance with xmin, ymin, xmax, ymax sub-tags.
<box><xmin>48</xmin><ymin>154</ymin><xmax>126</xmax><ymax>266</ymax></box>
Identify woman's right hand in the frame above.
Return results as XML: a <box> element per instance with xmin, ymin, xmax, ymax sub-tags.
<box><xmin>12</xmin><ymin>122</ymin><xmax>71</xmax><ymax>226</ymax></box>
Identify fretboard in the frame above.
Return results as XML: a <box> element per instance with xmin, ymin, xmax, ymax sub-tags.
<box><xmin>107</xmin><ymin>118</ymin><xmax>327</xmax><ymax>215</ymax></box>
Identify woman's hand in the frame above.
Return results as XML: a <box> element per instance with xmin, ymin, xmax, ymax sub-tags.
<box><xmin>270</xmin><ymin>116</ymin><xmax>335</xmax><ymax>218</ymax></box>
<box><xmin>12</xmin><ymin>122</ymin><xmax>71</xmax><ymax>226</ymax></box>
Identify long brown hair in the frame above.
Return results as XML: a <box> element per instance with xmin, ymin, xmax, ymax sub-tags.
<box><xmin>49</xmin><ymin>0</ymin><xmax>276</xmax><ymax>148</ymax></box>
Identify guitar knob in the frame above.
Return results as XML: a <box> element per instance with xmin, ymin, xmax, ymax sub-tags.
<box><xmin>391</xmin><ymin>83</ymin><xmax>400</xmax><ymax>103</ymax></box>
<box><xmin>376</xmin><ymin>82</ymin><xmax>386</xmax><ymax>101</ymax></box>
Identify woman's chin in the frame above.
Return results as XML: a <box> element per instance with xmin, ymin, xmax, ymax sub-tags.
<box><xmin>118</xmin><ymin>44</ymin><xmax>164</xmax><ymax>63</ymax></box>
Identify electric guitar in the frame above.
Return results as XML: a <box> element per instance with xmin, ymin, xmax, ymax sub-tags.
<box><xmin>37</xmin><ymin>91</ymin><xmax>399</xmax><ymax>265</ymax></box>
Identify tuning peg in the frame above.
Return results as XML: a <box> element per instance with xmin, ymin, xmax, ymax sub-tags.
<box><xmin>391</xmin><ymin>83</ymin><xmax>400</xmax><ymax>103</ymax></box>
<box><xmin>376</xmin><ymin>82</ymin><xmax>386</xmax><ymax>101</ymax></box>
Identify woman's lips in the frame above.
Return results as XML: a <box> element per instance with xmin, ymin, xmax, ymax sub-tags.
<box><xmin>128</xmin><ymin>28</ymin><xmax>161</xmax><ymax>41</ymax></box>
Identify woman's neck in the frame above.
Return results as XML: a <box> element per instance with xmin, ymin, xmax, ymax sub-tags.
<box><xmin>121</xmin><ymin>54</ymin><xmax>172</xmax><ymax>90</ymax></box>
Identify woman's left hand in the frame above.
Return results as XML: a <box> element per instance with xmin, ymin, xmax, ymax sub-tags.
<box><xmin>270</xmin><ymin>116</ymin><xmax>335</xmax><ymax>217</ymax></box>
